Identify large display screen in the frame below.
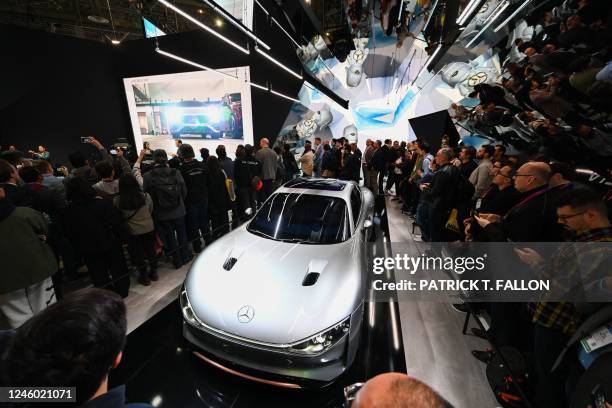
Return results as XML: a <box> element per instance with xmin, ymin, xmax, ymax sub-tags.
<box><xmin>123</xmin><ymin>67</ymin><xmax>254</xmax><ymax>157</ymax></box>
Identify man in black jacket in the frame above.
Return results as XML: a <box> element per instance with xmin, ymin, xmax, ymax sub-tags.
<box><xmin>234</xmin><ymin>144</ymin><xmax>261</xmax><ymax>217</ymax></box>
<box><xmin>178</xmin><ymin>144</ymin><xmax>210</xmax><ymax>252</ymax></box>
<box><xmin>370</xmin><ymin>140</ymin><xmax>390</xmax><ymax>195</ymax></box>
<box><xmin>470</xmin><ymin>161</ymin><xmax>562</xmax><ymax>358</ymax></box>
<box><xmin>475</xmin><ymin>161</ymin><xmax>562</xmax><ymax>242</ymax></box>
<box><xmin>426</xmin><ymin>148</ymin><xmax>460</xmax><ymax>242</ymax></box>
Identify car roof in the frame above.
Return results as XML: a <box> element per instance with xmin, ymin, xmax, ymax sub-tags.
<box><xmin>276</xmin><ymin>178</ymin><xmax>356</xmax><ymax>200</ymax></box>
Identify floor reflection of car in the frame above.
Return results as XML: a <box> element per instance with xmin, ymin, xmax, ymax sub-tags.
<box><xmin>181</xmin><ymin>179</ymin><xmax>375</xmax><ymax>388</ymax></box>
<box><xmin>170</xmin><ymin>114</ymin><xmax>222</xmax><ymax>139</ymax></box>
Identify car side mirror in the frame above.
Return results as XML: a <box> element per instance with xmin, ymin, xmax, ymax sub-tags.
<box><xmin>245</xmin><ymin>208</ymin><xmax>253</xmax><ymax>216</ymax></box>
<box><xmin>363</xmin><ymin>219</ymin><xmax>373</xmax><ymax>229</ymax></box>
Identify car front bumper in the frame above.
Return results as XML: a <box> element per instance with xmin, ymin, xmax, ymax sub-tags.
<box><xmin>182</xmin><ymin>312</ymin><xmax>362</xmax><ymax>385</ymax></box>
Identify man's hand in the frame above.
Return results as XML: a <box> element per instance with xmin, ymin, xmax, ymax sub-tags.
<box><xmin>88</xmin><ymin>136</ymin><xmax>104</xmax><ymax>150</ymax></box>
<box><xmin>478</xmin><ymin>213</ymin><xmax>501</xmax><ymax>223</ymax></box>
<box><xmin>136</xmin><ymin>149</ymin><xmax>146</xmax><ymax>164</ymax></box>
<box><xmin>419</xmin><ymin>183</ymin><xmax>430</xmax><ymax>191</ymax></box>
<box><xmin>514</xmin><ymin>247</ymin><xmax>543</xmax><ymax>268</ymax></box>
<box><xmin>58</xmin><ymin>166</ymin><xmax>69</xmax><ymax>177</ymax></box>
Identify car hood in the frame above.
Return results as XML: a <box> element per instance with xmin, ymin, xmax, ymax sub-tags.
<box><xmin>184</xmin><ymin>225</ymin><xmax>363</xmax><ymax>345</ymax></box>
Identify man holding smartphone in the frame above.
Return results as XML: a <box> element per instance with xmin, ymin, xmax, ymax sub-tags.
<box><xmin>65</xmin><ymin>136</ymin><xmax>113</xmax><ymax>185</ymax></box>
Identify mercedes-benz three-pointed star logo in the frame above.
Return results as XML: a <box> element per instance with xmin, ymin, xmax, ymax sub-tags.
<box><xmin>237</xmin><ymin>305</ymin><xmax>255</xmax><ymax>323</ymax></box>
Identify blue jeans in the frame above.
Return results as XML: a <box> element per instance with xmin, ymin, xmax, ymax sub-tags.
<box><xmin>156</xmin><ymin>217</ymin><xmax>191</xmax><ymax>266</ymax></box>
<box><xmin>186</xmin><ymin>200</ymin><xmax>210</xmax><ymax>250</ymax></box>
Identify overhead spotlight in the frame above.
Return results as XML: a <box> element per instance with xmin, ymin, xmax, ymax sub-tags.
<box><xmin>215</xmin><ymin>18</ymin><xmax>223</xmax><ymax>27</ymax></box>
<box><xmin>197</xmin><ymin>9</ymin><xmax>203</xmax><ymax>14</ymax></box>
<box><xmin>105</xmin><ymin>32</ymin><xmax>128</xmax><ymax>45</ymax></box>
<box><xmin>157</xmin><ymin>0</ymin><xmax>249</xmax><ymax>54</ymax></box>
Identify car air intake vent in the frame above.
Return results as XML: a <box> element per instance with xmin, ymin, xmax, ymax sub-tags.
<box><xmin>302</xmin><ymin>272</ymin><xmax>320</xmax><ymax>286</ymax></box>
<box><xmin>223</xmin><ymin>257</ymin><xmax>238</xmax><ymax>271</ymax></box>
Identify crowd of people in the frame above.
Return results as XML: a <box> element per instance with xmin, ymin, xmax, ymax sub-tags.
<box><xmin>452</xmin><ymin>0</ymin><xmax>612</xmax><ymax>177</ymax></box>
<box><xmin>0</xmin><ymin>135</ymin><xmax>370</xmax><ymax>329</ymax></box>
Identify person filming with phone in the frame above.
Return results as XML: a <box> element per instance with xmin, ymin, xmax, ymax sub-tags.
<box><xmin>64</xmin><ymin>136</ymin><xmax>113</xmax><ymax>185</ymax></box>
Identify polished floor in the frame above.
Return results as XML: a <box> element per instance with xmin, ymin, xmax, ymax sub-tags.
<box><xmin>385</xmin><ymin>195</ymin><xmax>498</xmax><ymax>407</ymax></box>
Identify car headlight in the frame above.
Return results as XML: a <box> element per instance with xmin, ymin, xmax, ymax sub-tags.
<box><xmin>288</xmin><ymin>318</ymin><xmax>350</xmax><ymax>355</ymax></box>
<box><xmin>180</xmin><ymin>285</ymin><xmax>203</xmax><ymax>328</ymax></box>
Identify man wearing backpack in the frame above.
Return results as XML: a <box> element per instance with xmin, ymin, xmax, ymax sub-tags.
<box><xmin>138</xmin><ymin>149</ymin><xmax>191</xmax><ymax>269</ymax></box>
<box><xmin>177</xmin><ymin>144</ymin><xmax>210</xmax><ymax>253</ymax></box>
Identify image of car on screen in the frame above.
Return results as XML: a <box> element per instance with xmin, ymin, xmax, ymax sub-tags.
<box><xmin>170</xmin><ymin>114</ymin><xmax>223</xmax><ymax>139</ymax></box>
<box><xmin>180</xmin><ymin>178</ymin><xmax>375</xmax><ymax>387</ymax></box>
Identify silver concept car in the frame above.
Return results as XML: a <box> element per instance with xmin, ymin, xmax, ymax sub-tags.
<box><xmin>181</xmin><ymin>178</ymin><xmax>375</xmax><ymax>387</ymax></box>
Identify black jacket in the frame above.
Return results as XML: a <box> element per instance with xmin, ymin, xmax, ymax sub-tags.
<box><xmin>208</xmin><ymin>171</ymin><xmax>231</xmax><ymax>215</ymax></box>
<box><xmin>483</xmin><ymin>185</ymin><xmax>564</xmax><ymax>242</ymax></box>
<box><xmin>0</xmin><ymin>183</ymin><xmax>33</xmax><ymax>207</ymax></box>
<box><xmin>369</xmin><ymin>147</ymin><xmax>387</xmax><ymax>172</ymax></box>
<box><xmin>179</xmin><ymin>160</ymin><xmax>209</xmax><ymax>204</ymax></box>
<box><xmin>459</xmin><ymin>160</ymin><xmax>478</xmax><ymax>180</ymax></box>
<box><xmin>62</xmin><ymin>198</ymin><xmax>124</xmax><ymax>256</ymax></box>
<box><xmin>478</xmin><ymin>185</ymin><xmax>522</xmax><ymax>216</ymax></box>
<box><xmin>282</xmin><ymin>151</ymin><xmax>298</xmax><ymax>175</ymax></box>
<box><xmin>340</xmin><ymin>152</ymin><xmax>362</xmax><ymax>181</ymax></box>
<box><xmin>429</xmin><ymin>163</ymin><xmax>460</xmax><ymax>210</ymax></box>
<box><xmin>321</xmin><ymin>151</ymin><xmax>338</xmax><ymax>173</ymax></box>
<box><xmin>234</xmin><ymin>155</ymin><xmax>262</xmax><ymax>188</ymax></box>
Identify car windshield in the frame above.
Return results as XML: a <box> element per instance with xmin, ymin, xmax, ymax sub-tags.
<box><xmin>247</xmin><ymin>193</ymin><xmax>350</xmax><ymax>244</ymax></box>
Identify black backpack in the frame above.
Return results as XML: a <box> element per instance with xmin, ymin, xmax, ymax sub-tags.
<box><xmin>151</xmin><ymin>169</ymin><xmax>181</xmax><ymax>211</ymax></box>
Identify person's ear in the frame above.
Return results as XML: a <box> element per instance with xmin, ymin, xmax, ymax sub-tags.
<box><xmin>111</xmin><ymin>352</ymin><xmax>123</xmax><ymax>369</ymax></box>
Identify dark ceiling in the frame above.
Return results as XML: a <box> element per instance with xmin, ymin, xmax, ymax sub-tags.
<box><xmin>0</xmin><ymin>0</ymin><xmax>221</xmax><ymax>43</ymax></box>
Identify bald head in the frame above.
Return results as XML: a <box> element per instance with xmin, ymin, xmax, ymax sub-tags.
<box><xmin>260</xmin><ymin>138</ymin><xmax>269</xmax><ymax>148</ymax></box>
<box><xmin>514</xmin><ymin>161</ymin><xmax>551</xmax><ymax>193</ymax></box>
<box><xmin>354</xmin><ymin>373</ymin><xmax>447</xmax><ymax>408</ymax></box>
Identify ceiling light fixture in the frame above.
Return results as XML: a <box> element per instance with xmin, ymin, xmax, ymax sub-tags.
<box><xmin>215</xmin><ymin>18</ymin><xmax>223</xmax><ymax>27</ymax></box>
<box><xmin>271</xmin><ymin>89</ymin><xmax>300</xmax><ymax>103</ymax></box>
<box><xmin>466</xmin><ymin>0</ymin><xmax>509</xmax><ymax>47</ymax></box>
<box><xmin>494</xmin><ymin>0</ymin><xmax>533</xmax><ymax>32</ymax></box>
<box><xmin>249</xmin><ymin>82</ymin><xmax>268</xmax><ymax>91</ymax></box>
<box><xmin>253</xmin><ymin>0</ymin><xmax>301</xmax><ymax>47</ymax></box>
<box><xmin>157</xmin><ymin>0</ymin><xmax>249</xmax><ymax>54</ymax></box>
<box><xmin>156</xmin><ymin>48</ymin><xmax>301</xmax><ymax>104</ymax></box>
<box><xmin>255</xmin><ymin>46</ymin><xmax>303</xmax><ymax>79</ymax></box>
<box><xmin>155</xmin><ymin>48</ymin><xmax>238</xmax><ymax>79</ymax></box>
<box><xmin>456</xmin><ymin>0</ymin><xmax>484</xmax><ymax>25</ymax></box>
<box><xmin>198</xmin><ymin>0</ymin><xmax>271</xmax><ymax>50</ymax></box>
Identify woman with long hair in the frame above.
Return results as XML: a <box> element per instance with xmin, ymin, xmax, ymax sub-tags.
<box><xmin>114</xmin><ymin>174</ymin><xmax>157</xmax><ymax>286</ymax></box>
